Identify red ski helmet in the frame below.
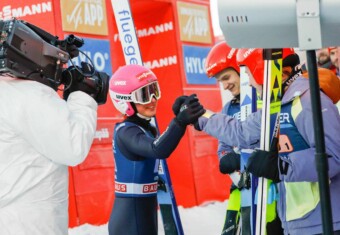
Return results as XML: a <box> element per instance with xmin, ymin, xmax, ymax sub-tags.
<box><xmin>109</xmin><ymin>64</ymin><xmax>160</xmax><ymax>116</ymax></box>
<box><xmin>236</xmin><ymin>48</ymin><xmax>264</xmax><ymax>84</ymax></box>
<box><xmin>236</xmin><ymin>48</ymin><xmax>298</xmax><ymax>85</ymax></box>
<box><xmin>205</xmin><ymin>41</ymin><xmax>239</xmax><ymax>78</ymax></box>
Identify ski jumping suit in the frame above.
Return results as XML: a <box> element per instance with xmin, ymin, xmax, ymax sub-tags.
<box><xmin>108</xmin><ymin>116</ymin><xmax>186</xmax><ymax>235</ymax></box>
<box><xmin>197</xmin><ymin>77</ymin><xmax>340</xmax><ymax>235</ymax></box>
<box><xmin>219</xmin><ymin>96</ymin><xmax>242</xmax><ymax>235</ymax></box>
<box><xmin>218</xmin><ymin>96</ymin><xmax>281</xmax><ymax>235</ymax></box>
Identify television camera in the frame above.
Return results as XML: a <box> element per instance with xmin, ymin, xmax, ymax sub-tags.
<box><xmin>0</xmin><ymin>18</ymin><xmax>109</xmax><ymax>105</ymax></box>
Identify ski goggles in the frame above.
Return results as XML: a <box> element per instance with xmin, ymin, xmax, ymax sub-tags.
<box><xmin>131</xmin><ymin>81</ymin><xmax>161</xmax><ymax>104</ymax></box>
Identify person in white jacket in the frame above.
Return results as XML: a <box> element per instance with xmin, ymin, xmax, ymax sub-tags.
<box><xmin>0</xmin><ymin>18</ymin><xmax>109</xmax><ymax>235</ymax></box>
<box><xmin>0</xmin><ymin>75</ymin><xmax>98</xmax><ymax>235</ymax></box>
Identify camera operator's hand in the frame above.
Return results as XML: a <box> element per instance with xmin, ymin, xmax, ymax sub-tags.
<box><xmin>175</xmin><ymin>94</ymin><xmax>205</xmax><ymax>127</ymax></box>
<box><xmin>62</xmin><ymin>62</ymin><xmax>109</xmax><ymax>105</ymax></box>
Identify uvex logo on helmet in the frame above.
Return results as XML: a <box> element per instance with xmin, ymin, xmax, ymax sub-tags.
<box><xmin>136</xmin><ymin>71</ymin><xmax>153</xmax><ymax>80</ymax></box>
<box><xmin>227</xmin><ymin>48</ymin><xmax>237</xmax><ymax>59</ymax></box>
<box><xmin>114</xmin><ymin>81</ymin><xmax>126</xmax><ymax>85</ymax></box>
<box><xmin>115</xmin><ymin>94</ymin><xmax>132</xmax><ymax>101</ymax></box>
<box><xmin>205</xmin><ymin>63</ymin><xmax>217</xmax><ymax>72</ymax></box>
<box><xmin>242</xmin><ymin>48</ymin><xmax>255</xmax><ymax>59</ymax></box>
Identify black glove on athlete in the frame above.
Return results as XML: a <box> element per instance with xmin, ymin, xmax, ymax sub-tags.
<box><xmin>175</xmin><ymin>94</ymin><xmax>205</xmax><ymax>127</ymax></box>
<box><xmin>219</xmin><ymin>152</ymin><xmax>240</xmax><ymax>174</ymax></box>
<box><xmin>246</xmin><ymin>138</ymin><xmax>281</xmax><ymax>183</ymax></box>
<box><xmin>172</xmin><ymin>95</ymin><xmax>188</xmax><ymax>115</ymax></box>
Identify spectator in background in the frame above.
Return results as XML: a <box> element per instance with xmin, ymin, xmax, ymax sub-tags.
<box><xmin>327</xmin><ymin>47</ymin><xmax>340</xmax><ymax>110</ymax></box>
<box><xmin>329</xmin><ymin>47</ymin><xmax>339</xmax><ymax>76</ymax></box>
<box><xmin>316</xmin><ymin>48</ymin><xmax>334</xmax><ymax>70</ymax></box>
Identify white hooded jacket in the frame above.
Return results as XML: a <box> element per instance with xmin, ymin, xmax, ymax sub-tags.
<box><xmin>0</xmin><ymin>76</ymin><xmax>98</xmax><ymax>235</ymax></box>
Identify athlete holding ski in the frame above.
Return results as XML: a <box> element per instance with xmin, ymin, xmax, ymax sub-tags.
<box><xmin>108</xmin><ymin>64</ymin><xmax>205</xmax><ymax>235</ymax></box>
<box><xmin>195</xmin><ymin>48</ymin><xmax>340</xmax><ymax>235</ymax></box>
<box><xmin>203</xmin><ymin>41</ymin><xmax>242</xmax><ymax>235</ymax></box>
<box><xmin>202</xmin><ymin>44</ymin><xmax>287</xmax><ymax>235</ymax></box>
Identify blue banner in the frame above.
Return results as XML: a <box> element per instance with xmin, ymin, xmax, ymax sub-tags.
<box><xmin>69</xmin><ymin>37</ymin><xmax>113</xmax><ymax>76</ymax></box>
<box><xmin>182</xmin><ymin>45</ymin><xmax>215</xmax><ymax>85</ymax></box>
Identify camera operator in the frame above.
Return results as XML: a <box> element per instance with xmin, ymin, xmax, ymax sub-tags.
<box><xmin>0</xmin><ymin>19</ymin><xmax>109</xmax><ymax>235</ymax></box>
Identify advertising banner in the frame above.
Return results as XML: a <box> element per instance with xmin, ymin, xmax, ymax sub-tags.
<box><xmin>60</xmin><ymin>0</ymin><xmax>108</xmax><ymax>35</ymax></box>
<box><xmin>176</xmin><ymin>1</ymin><xmax>212</xmax><ymax>44</ymax></box>
<box><xmin>69</xmin><ymin>37</ymin><xmax>113</xmax><ymax>76</ymax></box>
<box><xmin>0</xmin><ymin>0</ymin><xmax>56</xmax><ymax>34</ymax></box>
<box><xmin>182</xmin><ymin>44</ymin><xmax>215</xmax><ymax>85</ymax></box>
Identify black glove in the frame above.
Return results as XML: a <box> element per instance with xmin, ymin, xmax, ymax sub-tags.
<box><xmin>172</xmin><ymin>95</ymin><xmax>188</xmax><ymax>115</ymax></box>
<box><xmin>62</xmin><ymin>62</ymin><xmax>109</xmax><ymax>105</ymax></box>
<box><xmin>246</xmin><ymin>140</ymin><xmax>281</xmax><ymax>182</ymax></box>
<box><xmin>175</xmin><ymin>94</ymin><xmax>205</xmax><ymax>126</ymax></box>
<box><xmin>266</xmin><ymin>214</ymin><xmax>284</xmax><ymax>235</ymax></box>
<box><xmin>219</xmin><ymin>152</ymin><xmax>240</xmax><ymax>174</ymax></box>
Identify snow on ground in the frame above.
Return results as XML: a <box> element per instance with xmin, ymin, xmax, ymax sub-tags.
<box><xmin>69</xmin><ymin>200</ymin><xmax>228</xmax><ymax>235</ymax></box>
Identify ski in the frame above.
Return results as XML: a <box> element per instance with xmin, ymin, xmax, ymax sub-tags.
<box><xmin>256</xmin><ymin>49</ymin><xmax>282</xmax><ymax>235</ymax></box>
<box><xmin>111</xmin><ymin>1</ymin><xmax>184</xmax><ymax>234</ymax></box>
<box><xmin>157</xmin><ymin>158</ymin><xmax>185</xmax><ymax>235</ymax></box>
<box><xmin>239</xmin><ymin>66</ymin><xmax>257</xmax><ymax>235</ymax></box>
